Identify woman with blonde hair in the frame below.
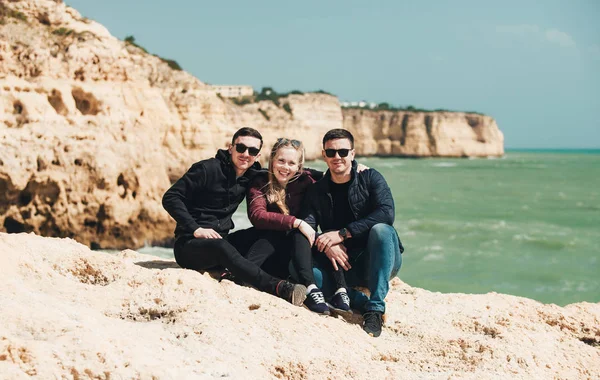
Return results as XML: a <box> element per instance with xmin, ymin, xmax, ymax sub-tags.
<box><xmin>241</xmin><ymin>137</ymin><xmax>353</xmax><ymax>315</ymax></box>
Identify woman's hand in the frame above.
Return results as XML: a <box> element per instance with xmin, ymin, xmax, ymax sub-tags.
<box><xmin>297</xmin><ymin>220</ymin><xmax>316</xmax><ymax>246</ymax></box>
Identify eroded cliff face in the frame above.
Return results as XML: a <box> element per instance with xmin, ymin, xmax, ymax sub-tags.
<box><xmin>343</xmin><ymin>109</ymin><xmax>504</xmax><ymax>157</ymax></box>
<box><xmin>0</xmin><ymin>0</ymin><xmax>342</xmax><ymax>248</ymax></box>
<box><xmin>0</xmin><ymin>1</ymin><xmax>503</xmax><ymax>249</ymax></box>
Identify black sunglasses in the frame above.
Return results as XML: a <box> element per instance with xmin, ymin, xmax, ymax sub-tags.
<box><xmin>235</xmin><ymin>143</ymin><xmax>260</xmax><ymax>156</ymax></box>
<box><xmin>276</xmin><ymin>138</ymin><xmax>302</xmax><ymax>148</ymax></box>
<box><xmin>324</xmin><ymin>148</ymin><xmax>351</xmax><ymax>158</ymax></box>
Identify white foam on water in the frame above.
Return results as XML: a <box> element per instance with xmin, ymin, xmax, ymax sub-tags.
<box><xmin>378</xmin><ymin>161</ymin><xmax>404</xmax><ymax>168</ymax></box>
<box><xmin>491</xmin><ymin>220</ymin><xmax>507</xmax><ymax>229</ymax></box>
<box><xmin>423</xmin><ymin>253</ymin><xmax>445</xmax><ymax>261</ymax></box>
<box><xmin>513</xmin><ymin>234</ymin><xmax>533</xmax><ymax>241</ymax></box>
<box><xmin>431</xmin><ymin>162</ymin><xmax>457</xmax><ymax>167</ymax></box>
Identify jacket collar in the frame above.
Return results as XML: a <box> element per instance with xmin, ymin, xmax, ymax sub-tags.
<box><xmin>215</xmin><ymin>149</ymin><xmax>262</xmax><ymax>180</ymax></box>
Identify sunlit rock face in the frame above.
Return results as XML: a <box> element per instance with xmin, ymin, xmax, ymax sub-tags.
<box><xmin>343</xmin><ymin>109</ymin><xmax>504</xmax><ymax>158</ymax></box>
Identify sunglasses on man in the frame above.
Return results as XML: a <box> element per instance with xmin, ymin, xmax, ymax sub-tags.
<box><xmin>234</xmin><ymin>143</ymin><xmax>260</xmax><ymax>157</ymax></box>
<box><xmin>324</xmin><ymin>148</ymin><xmax>351</xmax><ymax>158</ymax></box>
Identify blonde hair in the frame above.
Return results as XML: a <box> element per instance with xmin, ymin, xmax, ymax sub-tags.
<box><xmin>265</xmin><ymin>138</ymin><xmax>305</xmax><ymax>215</ymax></box>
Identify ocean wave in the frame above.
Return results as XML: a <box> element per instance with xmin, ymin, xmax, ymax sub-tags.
<box><xmin>423</xmin><ymin>253</ymin><xmax>445</xmax><ymax>261</ymax></box>
<box><xmin>491</xmin><ymin>220</ymin><xmax>507</xmax><ymax>229</ymax></box>
<box><xmin>377</xmin><ymin>161</ymin><xmax>404</xmax><ymax>168</ymax></box>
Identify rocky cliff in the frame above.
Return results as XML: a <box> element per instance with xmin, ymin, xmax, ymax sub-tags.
<box><xmin>0</xmin><ymin>0</ymin><xmax>342</xmax><ymax>248</ymax></box>
<box><xmin>343</xmin><ymin>109</ymin><xmax>504</xmax><ymax>157</ymax></box>
<box><xmin>0</xmin><ymin>0</ymin><xmax>504</xmax><ymax>249</ymax></box>
<box><xmin>0</xmin><ymin>233</ymin><xmax>598</xmax><ymax>379</ymax></box>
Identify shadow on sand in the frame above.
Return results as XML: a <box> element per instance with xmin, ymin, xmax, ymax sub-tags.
<box><xmin>132</xmin><ymin>260</ymin><xmax>364</xmax><ymax>324</ymax></box>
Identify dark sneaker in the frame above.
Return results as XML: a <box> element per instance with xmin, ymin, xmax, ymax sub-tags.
<box><xmin>304</xmin><ymin>288</ymin><xmax>330</xmax><ymax>315</ymax></box>
<box><xmin>328</xmin><ymin>291</ymin><xmax>351</xmax><ymax>312</ymax></box>
<box><xmin>276</xmin><ymin>280</ymin><xmax>307</xmax><ymax>306</ymax></box>
<box><xmin>363</xmin><ymin>311</ymin><xmax>384</xmax><ymax>337</ymax></box>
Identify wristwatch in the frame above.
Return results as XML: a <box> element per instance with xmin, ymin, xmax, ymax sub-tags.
<box><xmin>338</xmin><ymin>228</ymin><xmax>348</xmax><ymax>240</ymax></box>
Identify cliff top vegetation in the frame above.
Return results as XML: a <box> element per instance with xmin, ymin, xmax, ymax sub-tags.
<box><xmin>124</xmin><ymin>35</ymin><xmax>182</xmax><ymax>71</ymax></box>
<box><xmin>230</xmin><ymin>87</ymin><xmax>334</xmax><ymax>108</ymax></box>
<box><xmin>342</xmin><ymin>101</ymin><xmax>485</xmax><ymax>115</ymax></box>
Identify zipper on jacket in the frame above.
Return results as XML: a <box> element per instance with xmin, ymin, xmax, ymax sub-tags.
<box><xmin>348</xmin><ymin>173</ymin><xmax>360</xmax><ymax>219</ymax></box>
<box><xmin>327</xmin><ymin>193</ymin><xmax>334</xmax><ymax>220</ymax></box>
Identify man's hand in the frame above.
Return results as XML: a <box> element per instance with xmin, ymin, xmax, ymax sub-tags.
<box><xmin>324</xmin><ymin>244</ymin><xmax>351</xmax><ymax>271</ymax></box>
<box><xmin>193</xmin><ymin>227</ymin><xmax>222</xmax><ymax>239</ymax></box>
<box><xmin>297</xmin><ymin>220</ymin><xmax>316</xmax><ymax>246</ymax></box>
<box><xmin>316</xmin><ymin>230</ymin><xmax>344</xmax><ymax>252</ymax></box>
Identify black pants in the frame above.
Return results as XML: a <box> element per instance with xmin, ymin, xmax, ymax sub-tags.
<box><xmin>174</xmin><ymin>228</ymin><xmax>281</xmax><ymax>294</ymax></box>
<box><xmin>245</xmin><ymin>230</ymin><xmax>292</xmax><ymax>280</ymax></box>
<box><xmin>290</xmin><ymin>231</ymin><xmax>347</xmax><ymax>290</ymax></box>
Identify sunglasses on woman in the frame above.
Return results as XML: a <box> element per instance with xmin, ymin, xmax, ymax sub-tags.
<box><xmin>275</xmin><ymin>138</ymin><xmax>302</xmax><ymax>148</ymax></box>
<box><xmin>324</xmin><ymin>148</ymin><xmax>351</xmax><ymax>158</ymax></box>
<box><xmin>235</xmin><ymin>143</ymin><xmax>260</xmax><ymax>156</ymax></box>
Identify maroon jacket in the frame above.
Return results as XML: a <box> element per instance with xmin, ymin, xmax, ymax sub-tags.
<box><xmin>247</xmin><ymin>169</ymin><xmax>322</xmax><ymax>230</ymax></box>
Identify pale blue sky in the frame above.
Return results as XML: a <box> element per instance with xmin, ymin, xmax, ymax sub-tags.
<box><xmin>65</xmin><ymin>0</ymin><xmax>599</xmax><ymax>148</ymax></box>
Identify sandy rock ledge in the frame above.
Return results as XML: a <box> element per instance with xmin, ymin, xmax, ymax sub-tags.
<box><xmin>0</xmin><ymin>232</ymin><xmax>598</xmax><ymax>379</ymax></box>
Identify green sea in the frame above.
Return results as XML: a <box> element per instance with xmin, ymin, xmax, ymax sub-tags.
<box><xmin>139</xmin><ymin>150</ymin><xmax>600</xmax><ymax>306</ymax></box>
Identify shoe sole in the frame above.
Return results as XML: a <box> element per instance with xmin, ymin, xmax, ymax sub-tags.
<box><xmin>327</xmin><ymin>304</ymin><xmax>354</xmax><ymax>318</ymax></box>
<box><xmin>291</xmin><ymin>285</ymin><xmax>308</xmax><ymax>306</ymax></box>
<box><xmin>303</xmin><ymin>305</ymin><xmax>330</xmax><ymax>315</ymax></box>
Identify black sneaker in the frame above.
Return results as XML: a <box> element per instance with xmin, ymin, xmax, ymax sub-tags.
<box><xmin>276</xmin><ymin>280</ymin><xmax>307</xmax><ymax>306</ymax></box>
<box><xmin>329</xmin><ymin>291</ymin><xmax>351</xmax><ymax>312</ymax></box>
<box><xmin>305</xmin><ymin>288</ymin><xmax>330</xmax><ymax>315</ymax></box>
<box><xmin>363</xmin><ymin>311</ymin><xmax>384</xmax><ymax>337</ymax></box>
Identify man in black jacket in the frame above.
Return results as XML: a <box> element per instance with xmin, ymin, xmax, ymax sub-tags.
<box><xmin>295</xmin><ymin>128</ymin><xmax>404</xmax><ymax>337</ymax></box>
<box><xmin>162</xmin><ymin>127</ymin><xmax>306</xmax><ymax>306</ymax></box>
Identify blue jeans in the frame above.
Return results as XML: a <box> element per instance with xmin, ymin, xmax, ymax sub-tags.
<box><xmin>294</xmin><ymin>224</ymin><xmax>403</xmax><ymax>313</ymax></box>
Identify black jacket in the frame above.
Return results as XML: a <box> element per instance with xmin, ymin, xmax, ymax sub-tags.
<box><xmin>302</xmin><ymin>160</ymin><xmax>404</xmax><ymax>253</ymax></box>
<box><xmin>162</xmin><ymin>149</ymin><xmax>261</xmax><ymax>239</ymax></box>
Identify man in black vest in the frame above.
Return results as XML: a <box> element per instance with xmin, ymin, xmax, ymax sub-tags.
<box><xmin>295</xmin><ymin>128</ymin><xmax>404</xmax><ymax>337</ymax></box>
<box><xmin>162</xmin><ymin>127</ymin><xmax>306</xmax><ymax>306</ymax></box>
